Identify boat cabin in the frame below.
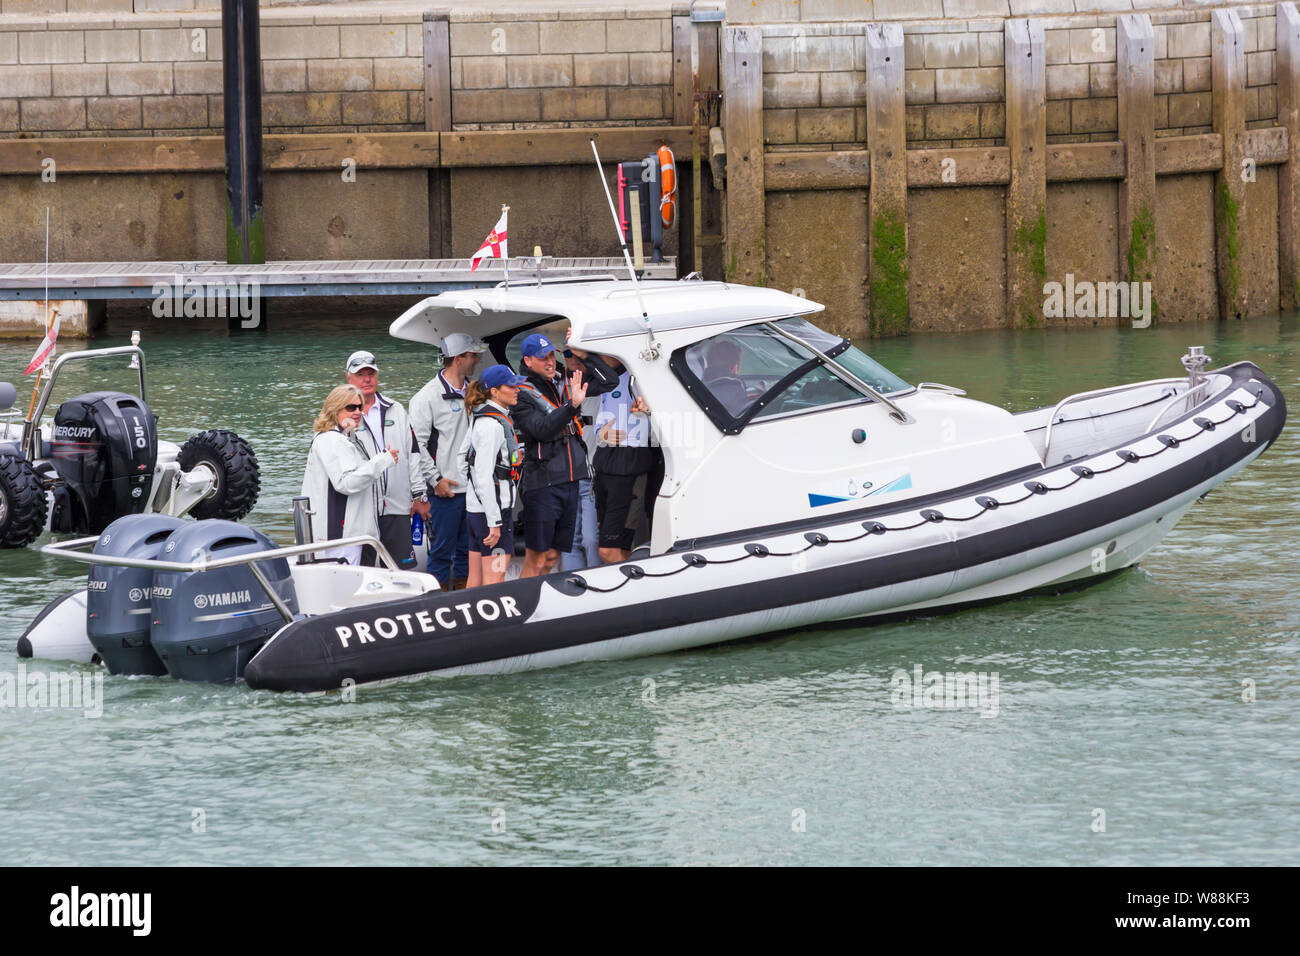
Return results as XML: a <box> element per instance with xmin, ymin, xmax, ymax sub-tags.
<box><xmin>390</xmin><ymin>278</ymin><xmax>1044</xmax><ymax>554</ymax></box>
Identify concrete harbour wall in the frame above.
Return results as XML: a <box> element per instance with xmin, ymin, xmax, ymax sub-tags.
<box><xmin>727</xmin><ymin>0</ymin><xmax>1298</xmax><ymax>333</ymax></box>
<box><xmin>0</xmin><ymin>2</ymin><xmax>688</xmax><ymax>272</ymax></box>
<box><xmin>0</xmin><ymin>2</ymin><xmax>674</xmax><ymax>137</ymax></box>
<box><xmin>0</xmin><ymin>0</ymin><xmax>1295</xmax><ymax>338</ymax></box>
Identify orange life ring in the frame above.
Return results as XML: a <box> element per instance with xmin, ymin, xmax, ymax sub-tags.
<box><xmin>657</xmin><ymin>145</ymin><xmax>676</xmax><ymax>229</ymax></box>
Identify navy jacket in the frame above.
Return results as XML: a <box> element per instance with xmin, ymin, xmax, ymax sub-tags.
<box><xmin>512</xmin><ymin>354</ymin><xmax>618</xmax><ymax>492</ymax></box>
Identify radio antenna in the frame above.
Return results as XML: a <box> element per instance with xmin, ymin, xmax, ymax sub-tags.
<box><xmin>590</xmin><ymin>137</ymin><xmax>659</xmax><ymax>360</ymax></box>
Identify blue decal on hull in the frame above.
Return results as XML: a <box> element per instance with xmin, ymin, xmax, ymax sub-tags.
<box><xmin>808</xmin><ymin>473</ymin><xmax>912</xmax><ymax>508</ymax></box>
<box><xmin>871</xmin><ymin>474</ymin><xmax>912</xmax><ymax>497</ymax></box>
<box><xmin>808</xmin><ymin>493</ymin><xmax>846</xmax><ymax>508</ymax></box>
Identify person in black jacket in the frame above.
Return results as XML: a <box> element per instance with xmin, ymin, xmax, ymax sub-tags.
<box><xmin>512</xmin><ymin>331</ymin><xmax>618</xmax><ymax>577</ymax></box>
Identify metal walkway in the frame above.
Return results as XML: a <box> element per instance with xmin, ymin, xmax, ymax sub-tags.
<box><xmin>0</xmin><ymin>257</ymin><xmax>677</xmax><ymax>300</ymax></box>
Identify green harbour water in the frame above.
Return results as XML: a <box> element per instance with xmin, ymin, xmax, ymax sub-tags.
<box><xmin>0</xmin><ymin>309</ymin><xmax>1296</xmax><ymax>866</ymax></box>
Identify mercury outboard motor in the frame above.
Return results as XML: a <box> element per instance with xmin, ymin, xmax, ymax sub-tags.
<box><xmin>85</xmin><ymin>513</ymin><xmax>186</xmax><ymax>676</ymax></box>
<box><xmin>149</xmin><ymin>521</ymin><xmax>298</xmax><ymax>683</ymax></box>
<box><xmin>50</xmin><ymin>391</ymin><xmax>157</xmax><ymax>534</ymax></box>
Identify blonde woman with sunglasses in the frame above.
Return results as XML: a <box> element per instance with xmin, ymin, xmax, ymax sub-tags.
<box><xmin>302</xmin><ymin>384</ymin><xmax>400</xmax><ymax>566</ymax></box>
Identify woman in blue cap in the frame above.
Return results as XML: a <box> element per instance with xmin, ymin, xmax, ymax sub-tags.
<box><xmin>458</xmin><ymin>364</ymin><xmax>528</xmax><ymax>588</ymax></box>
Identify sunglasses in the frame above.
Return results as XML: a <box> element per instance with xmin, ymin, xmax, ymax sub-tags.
<box><xmin>343</xmin><ymin>403</ymin><xmax>363</xmax><ymax>412</ymax></box>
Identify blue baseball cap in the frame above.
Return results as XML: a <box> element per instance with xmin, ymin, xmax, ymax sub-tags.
<box><xmin>520</xmin><ymin>333</ymin><xmax>556</xmax><ymax>358</ymax></box>
<box><xmin>481</xmin><ymin>364</ymin><xmax>528</xmax><ymax>390</ymax></box>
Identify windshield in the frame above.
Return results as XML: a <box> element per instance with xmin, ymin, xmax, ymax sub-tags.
<box><xmin>771</xmin><ymin>317</ymin><xmax>911</xmax><ymax>394</ymax></box>
<box><xmin>673</xmin><ymin>317</ymin><xmax>911</xmax><ymax>433</ymax></box>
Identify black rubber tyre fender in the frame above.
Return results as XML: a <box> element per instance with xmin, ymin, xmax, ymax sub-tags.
<box><xmin>177</xmin><ymin>429</ymin><xmax>260</xmax><ymax>521</ymax></box>
<box><xmin>0</xmin><ymin>454</ymin><xmax>48</xmax><ymax>548</ymax></box>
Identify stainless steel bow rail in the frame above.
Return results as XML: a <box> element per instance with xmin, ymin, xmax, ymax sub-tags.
<box><xmin>22</xmin><ymin>345</ymin><xmax>146</xmax><ymax>460</ymax></box>
<box><xmin>40</xmin><ymin>535</ymin><xmax>399</xmax><ymax>624</ymax></box>
<box><xmin>1040</xmin><ymin>377</ymin><xmax>1190</xmax><ymax>467</ymax></box>
<box><xmin>1039</xmin><ymin>346</ymin><xmax>1222</xmax><ymax>467</ymax></box>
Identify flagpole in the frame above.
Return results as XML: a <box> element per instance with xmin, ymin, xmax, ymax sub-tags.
<box><xmin>26</xmin><ymin>208</ymin><xmax>51</xmax><ymax>422</ymax></box>
<box><xmin>44</xmin><ymin>206</ymin><xmax>49</xmax><ymax>337</ymax></box>
<box><xmin>502</xmin><ymin>204</ymin><xmax>510</xmax><ymax>289</ymax></box>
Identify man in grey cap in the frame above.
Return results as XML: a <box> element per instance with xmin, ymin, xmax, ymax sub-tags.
<box><xmin>408</xmin><ymin>332</ymin><xmax>487</xmax><ymax>588</ymax></box>
<box><xmin>345</xmin><ymin>350</ymin><xmax>429</xmax><ymax>569</ymax></box>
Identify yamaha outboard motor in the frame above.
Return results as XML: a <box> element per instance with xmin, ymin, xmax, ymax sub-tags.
<box><xmin>85</xmin><ymin>513</ymin><xmax>186</xmax><ymax>676</ymax></box>
<box><xmin>50</xmin><ymin>391</ymin><xmax>158</xmax><ymax>534</ymax></box>
<box><xmin>149</xmin><ymin>521</ymin><xmax>298</xmax><ymax>683</ymax></box>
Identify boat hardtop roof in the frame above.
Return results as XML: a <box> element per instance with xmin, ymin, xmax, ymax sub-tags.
<box><xmin>388</xmin><ymin>278</ymin><xmax>824</xmax><ymax>350</ymax></box>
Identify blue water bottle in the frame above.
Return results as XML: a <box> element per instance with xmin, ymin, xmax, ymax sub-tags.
<box><xmin>411</xmin><ymin>513</ymin><xmax>423</xmax><ymax>546</ymax></box>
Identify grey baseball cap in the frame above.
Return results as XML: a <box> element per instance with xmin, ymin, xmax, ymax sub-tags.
<box><xmin>345</xmin><ymin>350</ymin><xmax>378</xmax><ymax>374</ymax></box>
<box><xmin>441</xmin><ymin>333</ymin><xmax>488</xmax><ymax>357</ymax></box>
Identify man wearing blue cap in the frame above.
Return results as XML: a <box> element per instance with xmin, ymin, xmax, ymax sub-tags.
<box><xmin>512</xmin><ymin>331</ymin><xmax>618</xmax><ymax>577</ymax></box>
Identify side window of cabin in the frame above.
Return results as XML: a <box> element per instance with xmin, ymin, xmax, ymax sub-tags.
<box><xmin>682</xmin><ymin>331</ymin><xmax>781</xmax><ymax>420</ymax></box>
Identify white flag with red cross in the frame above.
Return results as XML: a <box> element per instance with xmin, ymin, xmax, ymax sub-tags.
<box><xmin>24</xmin><ymin>306</ymin><xmax>60</xmax><ymax>376</ymax></box>
<box><xmin>470</xmin><ymin>207</ymin><xmax>508</xmax><ymax>272</ymax></box>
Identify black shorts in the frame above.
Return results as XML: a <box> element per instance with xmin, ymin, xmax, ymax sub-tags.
<box><xmin>522</xmin><ymin>483</ymin><xmax>579</xmax><ymax>554</ymax></box>
<box><xmin>593</xmin><ymin>471</ymin><xmax>640</xmax><ymax>551</ymax></box>
<box><xmin>467</xmin><ymin>510</ymin><xmax>515</xmax><ymax>557</ymax></box>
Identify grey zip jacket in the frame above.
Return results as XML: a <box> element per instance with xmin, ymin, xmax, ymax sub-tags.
<box><xmin>458</xmin><ymin>400</ymin><xmax>516</xmax><ymax>528</ymax></box>
<box><xmin>354</xmin><ymin>391</ymin><xmax>423</xmax><ymax>516</ymax></box>
<box><xmin>408</xmin><ymin>370</ymin><xmax>471</xmax><ymax>494</ymax></box>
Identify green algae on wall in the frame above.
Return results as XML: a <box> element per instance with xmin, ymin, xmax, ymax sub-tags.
<box><xmin>1128</xmin><ymin>206</ymin><xmax>1157</xmax><ymax>324</ymax></box>
<box><xmin>1215</xmin><ymin>179</ymin><xmax>1241</xmax><ymax>318</ymax></box>
<box><xmin>226</xmin><ymin>202</ymin><xmax>265</xmax><ymax>266</ymax></box>
<box><xmin>1013</xmin><ymin>211</ymin><xmax>1046</xmax><ymax>328</ymax></box>
<box><xmin>869</xmin><ymin>210</ymin><xmax>908</xmax><ymax>337</ymax></box>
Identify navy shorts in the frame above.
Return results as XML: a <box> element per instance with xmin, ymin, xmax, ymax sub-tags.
<box><xmin>522</xmin><ymin>483</ymin><xmax>579</xmax><ymax>554</ymax></box>
<box><xmin>593</xmin><ymin>471</ymin><xmax>640</xmax><ymax>551</ymax></box>
<box><xmin>467</xmin><ymin>510</ymin><xmax>514</xmax><ymax>557</ymax></box>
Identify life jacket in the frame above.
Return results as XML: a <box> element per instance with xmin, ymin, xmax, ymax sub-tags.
<box><xmin>465</xmin><ymin>404</ymin><xmax>523</xmax><ymax>512</ymax></box>
<box><xmin>518</xmin><ymin>373</ymin><xmax>584</xmax><ymax>438</ymax></box>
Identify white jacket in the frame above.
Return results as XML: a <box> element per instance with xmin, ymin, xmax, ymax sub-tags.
<box><xmin>408</xmin><ymin>370</ymin><xmax>471</xmax><ymax>492</ymax></box>
<box><xmin>459</xmin><ymin>401</ymin><xmax>517</xmax><ymax>527</ymax></box>
<box><xmin>302</xmin><ymin>427</ymin><xmax>394</xmax><ymax>548</ymax></box>
<box><xmin>353</xmin><ymin>392</ymin><xmax>423</xmax><ymax>516</ymax></box>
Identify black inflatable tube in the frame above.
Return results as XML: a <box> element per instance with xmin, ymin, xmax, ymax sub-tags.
<box><xmin>244</xmin><ymin>364</ymin><xmax>1285</xmax><ymax>692</ymax></box>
